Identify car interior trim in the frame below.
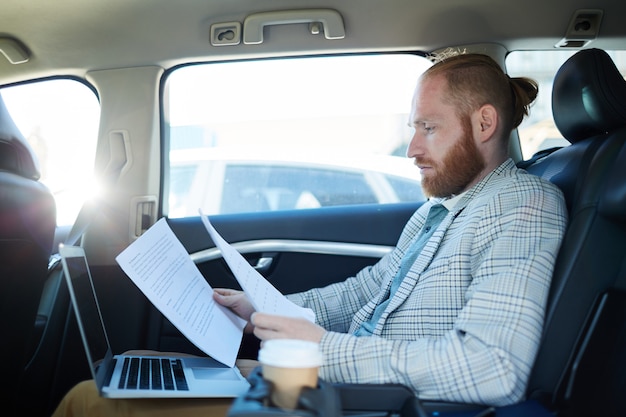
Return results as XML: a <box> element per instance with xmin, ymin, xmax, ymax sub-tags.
<box><xmin>189</xmin><ymin>239</ymin><xmax>393</xmax><ymax>264</ymax></box>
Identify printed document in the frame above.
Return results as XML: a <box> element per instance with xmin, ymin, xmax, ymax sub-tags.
<box><xmin>116</xmin><ymin>215</ymin><xmax>314</xmax><ymax>368</ymax></box>
<box><xmin>199</xmin><ymin>210</ymin><xmax>315</xmax><ymax>322</ymax></box>
<box><xmin>115</xmin><ymin>218</ymin><xmax>246</xmax><ymax>367</ymax></box>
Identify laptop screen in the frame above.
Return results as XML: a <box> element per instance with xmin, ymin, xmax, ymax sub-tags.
<box><xmin>64</xmin><ymin>253</ymin><xmax>111</xmax><ymax>368</ymax></box>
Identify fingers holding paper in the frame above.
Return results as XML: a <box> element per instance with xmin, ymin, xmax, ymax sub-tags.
<box><xmin>251</xmin><ymin>312</ymin><xmax>326</xmax><ymax>343</ymax></box>
<box><xmin>212</xmin><ymin>289</ymin><xmax>322</xmax><ymax>341</ymax></box>
<box><xmin>213</xmin><ymin>288</ymin><xmax>256</xmax><ymax>333</ymax></box>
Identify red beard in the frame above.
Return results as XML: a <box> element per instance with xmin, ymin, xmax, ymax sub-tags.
<box><xmin>417</xmin><ymin>117</ymin><xmax>486</xmax><ymax>198</ymax></box>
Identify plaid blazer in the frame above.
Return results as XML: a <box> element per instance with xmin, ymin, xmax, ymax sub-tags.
<box><xmin>287</xmin><ymin>159</ymin><xmax>567</xmax><ymax>406</ymax></box>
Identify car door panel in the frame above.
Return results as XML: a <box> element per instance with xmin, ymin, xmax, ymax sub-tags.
<box><xmin>174</xmin><ymin>202</ymin><xmax>420</xmax><ymax>292</ymax></box>
<box><xmin>156</xmin><ymin>202</ymin><xmax>421</xmax><ymax>354</ymax></box>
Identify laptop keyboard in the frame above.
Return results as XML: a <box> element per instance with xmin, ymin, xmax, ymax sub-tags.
<box><xmin>117</xmin><ymin>357</ymin><xmax>189</xmax><ymax>391</ymax></box>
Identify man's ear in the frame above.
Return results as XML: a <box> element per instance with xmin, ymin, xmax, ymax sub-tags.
<box><xmin>474</xmin><ymin>104</ymin><xmax>498</xmax><ymax>143</ymax></box>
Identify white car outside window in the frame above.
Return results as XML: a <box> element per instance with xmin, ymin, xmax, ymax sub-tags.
<box><xmin>165</xmin><ymin>54</ymin><xmax>432</xmax><ymax>217</ymax></box>
<box><xmin>169</xmin><ymin>148</ymin><xmax>423</xmax><ymax>216</ymax></box>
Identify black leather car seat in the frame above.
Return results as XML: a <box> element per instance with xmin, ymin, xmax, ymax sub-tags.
<box><xmin>0</xmin><ymin>92</ymin><xmax>56</xmax><ymax>408</ymax></box>
<box><xmin>555</xmin><ymin>136</ymin><xmax>626</xmax><ymax>417</ymax></box>
<box><xmin>522</xmin><ymin>48</ymin><xmax>626</xmax><ymax>411</ymax></box>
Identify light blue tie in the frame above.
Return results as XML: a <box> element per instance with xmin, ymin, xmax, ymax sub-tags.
<box><xmin>355</xmin><ymin>204</ymin><xmax>448</xmax><ymax>336</ymax></box>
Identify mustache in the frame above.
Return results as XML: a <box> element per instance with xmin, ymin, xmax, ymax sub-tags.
<box><xmin>414</xmin><ymin>156</ymin><xmax>435</xmax><ymax>167</ymax></box>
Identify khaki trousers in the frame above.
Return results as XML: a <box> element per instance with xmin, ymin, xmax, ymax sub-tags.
<box><xmin>51</xmin><ymin>356</ymin><xmax>259</xmax><ymax>417</ymax></box>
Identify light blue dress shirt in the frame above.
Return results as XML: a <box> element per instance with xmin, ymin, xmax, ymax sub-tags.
<box><xmin>355</xmin><ymin>203</ymin><xmax>449</xmax><ymax>336</ymax></box>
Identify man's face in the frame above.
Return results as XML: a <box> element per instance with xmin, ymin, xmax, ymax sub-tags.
<box><xmin>407</xmin><ymin>75</ymin><xmax>486</xmax><ymax>198</ymax></box>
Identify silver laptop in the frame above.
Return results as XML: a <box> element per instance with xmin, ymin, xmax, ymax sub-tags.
<box><xmin>59</xmin><ymin>244</ymin><xmax>250</xmax><ymax>398</ymax></box>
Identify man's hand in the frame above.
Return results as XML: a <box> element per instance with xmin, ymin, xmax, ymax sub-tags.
<box><xmin>214</xmin><ymin>289</ymin><xmax>327</xmax><ymax>342</ymax></box>
<box><xmin>213</xmin><ymin>288</ymin><xmax>256</xmax><ymax>333</ymax></box>
<box><xmin>251</xmin><ymin>312</ymin><xmax>326</xmax><ymax>343</ymax></box>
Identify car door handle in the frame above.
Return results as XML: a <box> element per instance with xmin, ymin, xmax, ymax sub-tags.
<box><xmin>253</xmin><ymin>256</ymin><xmax>274</xmax><ymax>273</ymax></box>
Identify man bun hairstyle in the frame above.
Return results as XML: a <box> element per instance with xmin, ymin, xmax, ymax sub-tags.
<box><xmin>509</xmin><ymin>75</ymin><xmax>539</xmax><ymax>130</ymax></box>
<box><xmin>424</xmin><ymin>50</ymin><xmax>538</xmax><ymax>138</ymax></box>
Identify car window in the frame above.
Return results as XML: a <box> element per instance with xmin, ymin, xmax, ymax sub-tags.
<box><xmin>1</xmin><ymin>79</ymin><xmax>100</xmax><ymax>226</ymax></box>
<box><xmin>164</xmin><ymin>54</ymin><xmax>431</xmax><ymax>217</ymax></box>
<box><xmin>220</xmin><ymin>164</ymin><xmax>378</xmax><ymax>214</ymax></box>
<box><xmin>507</xmin><ymin>50</ymin><xmax>626</xmax><ymax>160</ymax></box>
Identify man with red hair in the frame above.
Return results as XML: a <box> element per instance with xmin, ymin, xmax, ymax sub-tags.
<box><xmin>53</xmin><ymin>52</ymin><xmax>567</xmax><ymax>416</ymax></box>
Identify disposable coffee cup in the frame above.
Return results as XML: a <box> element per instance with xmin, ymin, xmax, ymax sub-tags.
<box><xmin>258</xmin><ymin>339</ymin><xmax>324</xmax><ymax>410</ymax></box>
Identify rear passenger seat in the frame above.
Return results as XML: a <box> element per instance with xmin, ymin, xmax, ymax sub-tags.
<box><xmin>521</xmin><ymin>48</ymin><xmax>626</xmax><ymax>415</ymax></box>
<box><xmin>556</xmin><ymin>145</ymin><xmax>626</xmax><ymax>416</ymax></box>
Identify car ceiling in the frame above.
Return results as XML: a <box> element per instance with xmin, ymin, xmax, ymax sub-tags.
<box><xmin>1</xmin><ymin>0</ymin><xmax>625</xmax><ymax>85</ymax></box>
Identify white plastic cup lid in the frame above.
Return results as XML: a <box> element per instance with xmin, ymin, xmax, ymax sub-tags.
<box><xmin>258</xmin><ymin>339</ymin><xmax>323</xmax><ymax>368</ymax></box>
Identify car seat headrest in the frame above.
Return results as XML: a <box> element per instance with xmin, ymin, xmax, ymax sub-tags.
<box><xmin>0</xmin><ymin>92</ymin><xmax>41</xmax><ymax>180</ymax></box>
<box><xmin>552</xmin><ymin>48</ymin><xmax>626</xmax><ymax>144</ymax></box>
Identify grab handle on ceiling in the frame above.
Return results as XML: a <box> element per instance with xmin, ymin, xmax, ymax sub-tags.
<box><xmin>0</xmin><ymin>37</ymin><xmax>30</xmax><ymax>64</ymax></box>
<box><xmin>243</xmin><ymin>9</ymin><xmax>345</xmax><ymax>45</ymax></box>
